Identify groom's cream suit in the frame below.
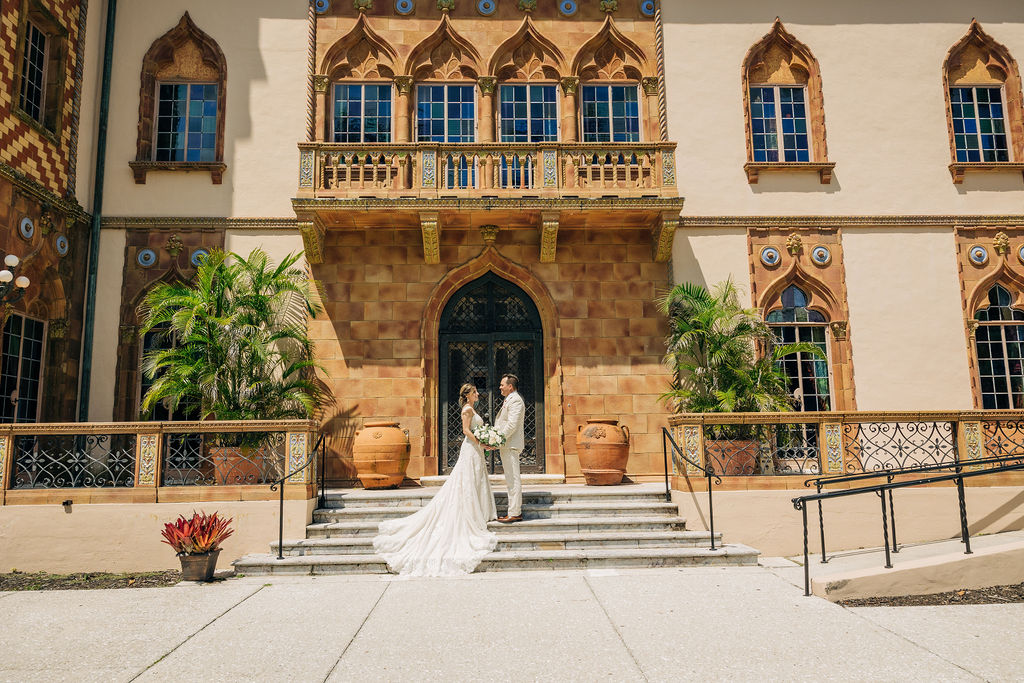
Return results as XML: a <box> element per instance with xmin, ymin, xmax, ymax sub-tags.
<box><xmin>494</xmin><ymin>390</ymin><xmax>525</xmax><ymax>517</ymax></box>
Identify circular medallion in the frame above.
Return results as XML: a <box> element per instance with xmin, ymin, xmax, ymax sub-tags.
<box><xmin>55</xmin><ymin>234</ymin><xmax>69</xmax><ymax>257</ymax></box>
<box><xmin>1018</xmin><ymin>245</ymin><xmax>1024</xmax><ymax>266</ymax></box>
<box><xmin>477</xmin><ymin>0</ymin><xmax>496</xmax><ymax>14</ymax></box>
<box><xmin>191</xmin><ymin>249</ymin><xmax>209</xmax><ymax>267</ymax></box>
<box><xmin>314</xmin><ymin>0</ymin><xmax>329</xmax><ymax>13</ymax></box>
<box><xmin>559</xmin><ymin>0</ymin><xmax>578</xmax><ymax>15</ymax></box>
<box><xmin>639</xmin><ymin>0</ymin><xmax>656</xmax><ymax>17</ymax></box>
<box><xmin>19</xmin><ymin>216</ymin><xmax>34</xmax><ymax>240</ymax></box>
<box><xmin>760</xmin><ymin>246</ymin><xmax>782</xmax><ymax>267</ymax></box>
<box><xmin>137</xmin><ymin>248</ymin><xmax>157</xmax><ymax>268</ymax></box>
<box><xmin>395</xmin><ymin>0</ymin><xmax>414</xmax><ymax>14</ymax></box>
<box><xmin>969</xmin><ymin>245</ymin><xmax>989</xmax><ymax>266</ymax></box>
<box><xmin>810</xmin><ymin>245</ymin><xmax>831</xmax><ymax>266</ymax></box>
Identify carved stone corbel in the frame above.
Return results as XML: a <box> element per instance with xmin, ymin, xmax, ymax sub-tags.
<box><xmin>298</xmin><ymin>216</ymin><xmax>325</xmax><ymax>264</ymax></box>
<box><xmin>966</xmin><ymin>319</ymin><xmax>980</xmax><ymax>340</ymax></box>
<box><xmin>312</xmin><ymin>74</ymin><xmax>330</xmax><ymax>93</ymax></box>
<box><xmin>421</xmin><ymin>212</ymin><xmax>441</xmax><ymax>264</ymax></box>
<box><xmin>540</xmin><ymin>212</ymin><xmax>559</xmax><ymax>263</ymax></box>
<box><xmin>653</xmin><ymin>211</ymin><xmax>678</xmax><ymax>263</ymax></box>
<box><xmin>829</xmin><ymin>320</ymin><xmax>848</xmax><ymax>341</ymax></box>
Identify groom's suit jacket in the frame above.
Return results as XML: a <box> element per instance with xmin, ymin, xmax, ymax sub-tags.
<box><xmin>495</xmin><ymin>391</ymin><xmax>526</xmax><ymax>451</ymax></box>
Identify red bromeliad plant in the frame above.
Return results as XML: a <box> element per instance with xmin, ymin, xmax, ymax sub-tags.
<box><xmin>161</xmin><ymin>512</ymin><xmax>234</xmax><ymax>556</ymax></box>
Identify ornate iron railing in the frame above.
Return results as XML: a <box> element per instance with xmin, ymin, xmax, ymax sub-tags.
<box><xmin>11</xmin><ymin>432</ymin><xmax>136</xmax><ymax>489</ymax></box>
<box><xmin>297</xmin><ymin>141</ymin><xmax>678</xmax><ymax>199</ymax></box>
<box><xmin>160</xmin><ymin>430</ymin><xmax>286</xmax><ymax>486</ymax></box>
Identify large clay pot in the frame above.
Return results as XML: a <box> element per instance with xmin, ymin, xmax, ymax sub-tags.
<box><xmin>353</xmin><ymin>421</ymin><xmax>410</xmax><ymax>489</ymax></box>
<box><xmin>576</xmin><ymin>418</ymin><xmax>630</xmax><ymax>485</ymax></box>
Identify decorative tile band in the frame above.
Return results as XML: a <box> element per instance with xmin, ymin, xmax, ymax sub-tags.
<box><xmin>421</xmin><ymin>151</ymin><xmax>436</xmax><ymax>189</ymax></box>
<box><xmin>823</xmin><ymin>423</ymin><xmax>843</xmax><ymax>473</ymax></box>
<box><xmin>137</xmin><ymin>433</ymin><xmax>159</xmax><ymax>486</ymax></box>
<box><xmin>962</xmin><ymin>421</ymin><xmax>982</xmax><ymax>469</ymax></box>
<box><xmin>683</xmin><ymin>425</ymin><xmax>701</xmax><ymax>475</ymax></box>
<box><xmin>299</xmin><ymin>149</ymin><xmax>314</xmax><ymax>188</ymax></box>
<box><xmin>287</xmin><ymin>432</ymin><xmax>309</xmax><ymax>483</ymax></box>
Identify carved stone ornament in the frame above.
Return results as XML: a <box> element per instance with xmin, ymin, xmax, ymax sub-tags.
<box><xmin>48</xmin><ymin>318</ymin><xmax>68</xmax><ymax>340</ymax></box>
<box><xmin>437</xmin><ymin>0</ymin><xmax>455</xmax><ymax>11</ymax></box>
<box><xmin>479</xmin><ymin>224</ymin><xmax>500</xmax><ymax>246</ymax></box>
<box><xmin>354</xmin><ymin>0</ymin><xmax>374</xmax><ymax>11</ymax></box>
<box><xmin>518</xmin><ymin>0</ymin><xmax>537</xmax><ymax>10</ymax></box>
<box><xmin>119</xmin><ymin>325</ymin><xmax>137</xmax><ymax>345</ymax></box>
<box><xmin>966</xmin><ymin>319</ymin><xmax>980</xmax><ymax>340</ymax></box>
<box><xmin>641</xmin><ymin>77</ymin><xmax>659</xmax><ymax>96</ymax></box>
<box><xmin>540</xmin><ymin>213</ymin><xmax>559</xmax><ymax>263</ymax></box>
<box><xmin>560</xmin><ymin>77</ymin><xmax>579</xmax><ymax>95</ymax></box>
<box><xmin>313</xmin><ymin>74</ymin><xmax>330</xmax><ymax>93</ymax></box>
<box><xmin>599</xmin><ymin>0</ymin><xmax>618</xmax><ymax>12</ymax></box>
<box><xmin>394</xmin><ymin>76</ymin><xmax>414</xmax><ymax>94</ymax></box>
<box><xmin>829</xmin><ymin>320</ymin><xmax>848</xmax><ymax>341</ymax></box>
<box><xmin>165</xmin><ymin>233</ymin><xmax>184</xmax><ymax>257</ymax></box>
<box><xmin>994</xmin><ymin>231</ymin><xmax>1011</xmax><ymax>256</ymax></box>
<box><xmin>477</xmin><ymin>76</ymin><xmax>496</xmax><ymax>95</ymax></box>
<box><xmin>786</xmin><ymin>233</ymin><xmax>803</xmax><ymax>256</ymax></box>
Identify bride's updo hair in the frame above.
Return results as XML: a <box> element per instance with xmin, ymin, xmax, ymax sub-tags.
<box><xmin>459</xmin><ymin>383</ymin><xmax>476</xmax><ymax>406</ymax></box>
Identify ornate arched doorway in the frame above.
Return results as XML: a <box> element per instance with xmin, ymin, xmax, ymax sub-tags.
<box><xmin>439</xmin><ymin>272</ymin><xmax>544</xmax><ymax>474</ymax></box>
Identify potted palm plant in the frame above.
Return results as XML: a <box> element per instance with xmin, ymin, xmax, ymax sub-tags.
<box><xmin>139</xmin><ymin>249</ymin><xmax>327</xmax><ymax>484</ymax></box>
<box><xmin>657</xmin><ymin>279</ymin><xmax>823</xmax><ymax>474</ymax></box>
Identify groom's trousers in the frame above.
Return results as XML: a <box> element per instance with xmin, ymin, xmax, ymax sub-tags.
<box><xmin>499</xmin><ymin>446</ymin><xmax>522</xmax><ymax>517</ymax></box>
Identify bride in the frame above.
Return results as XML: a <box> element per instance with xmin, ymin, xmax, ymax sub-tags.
<box><xmin>373</xmin><ymin>383</ymin><xmax>498</xmax><ymax>576</ymax></box>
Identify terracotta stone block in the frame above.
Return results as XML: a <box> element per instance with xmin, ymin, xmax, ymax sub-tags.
<box><xmin>584</xmin><ymin>263</ymin><xmax>614</xmax><ymax>280</ymax></box>
<box><xmin>558</xmin><ymin>263</ymin><xmax>586</xmax><ymax>281</ymax></box>
<box><xmin>559</xmin><ymin>319</ymin><xmax>577</xmax><ymax>337</ymax></box>
<box><xmin>364</xmin><ymin>302</ymin><xmax>394</xmax><ymax>320</ymax></box>
<box><xmin>589</xmin><ymin>375</ymin><xmax>618</xmax><ymax>394</ymax></box>
<box><xmin>366</xmin><ymin>230</ymin><xmax>396</xmax><ymax>246</ymax></box>
<box><xmin>335</xmin><ymin>266</ymin><xmax>364</xmax><ymax>283</ymax></box>
<box><xmin>349</xmin><ymin>283</ymin><xmax>380</xmax><ymax>301</ymax></box>
<box><xmin>378</xmin><ymin>283</ymin><xmax>407</xmax><ymax>301</ymax></box>
<box><xmin>394</xmin><ymin>339</ymin><xmax>420</xmax><ymax>358</ymax></box>
<box><xmin>633</xmin><ymin>394</ymin><xmax>664</xmax><ymax>414</ymax></box>
<box><xmin>563</xmin><ymin>375</ymin><xmax>590</xmax><ymax>394</ymax></box>
<box><xmin>627</xmin><ymin>281</ymin><xmax>655</xmax><ymax>300</ymax></box>
<box><xmin>406</xmin><ymin>282</ymin><xmax>434</xmax><ymax>301</ymax></box>
<box><xmin>394</xmin><ymin>301</ymin><xmax>424</xmax><ymax>320</ymax></box>
<box><xmin>601</xmin><ymin>319</ymin><xmax>629</xmax><ymax>338</ymax></box>
<box><xmin>574</xmin><ymin>394</ymin><xmax>606</xmax><ymax>414</ymax></box>
<box><xmin>573</xmin><ymin>281</ymin><xmax>602</xmax><ymax>299</ymax></box>
<box><xmin>558</xmin><ymin>300</ymin><xmax>588</xmax><ymax>318</ymax></box>
<box><xmin>587</xmin><ymin>300</ymin><xmax>616</xmax><ymax>319</ymax></box>
<box><xmin>350</xmin><ymin>320</ymin><xmax>379</xmax><ymax>339</ymax></box>
<box><xmin>547</xmin><ymin>280</ymin><xmax>574</xmax><ymax>302</ymax></box>
<box><xmin>613</xmin><ymin>263</ymin><xmax>643</xmax><ymax>280</ymax></box>
<box><xmin>577</xmin><ymin>318</ymin><xmax>602</xmax><ymax>338</ymax></box>
<box><xmin>364</xmin><ymin>264</ymin><xmax>394</xmax><ymax>283</ymax></box>
<box><xmin>590</xmin><ymin>339</ymin><xmax>618</xmax><ymax>358</ymax></box>
<box><xmin>378</xmin><ymin>321</ymin><xmax>406</xmax><ymax>339</ymax></box>
<box><xmin>365</xmin><ymin>339</ymin><xmax>394</xmax><ymax>359</ymax></box>
<box><xmin>617</xmin><ymin>375</ymin><xmax>646</xmax><ymax>394</ymax></box>
<box><xmin>325</xmin><ymin>283</ymin><xmax>351</xmax><ymax>301</ymax></box>
<box><xmin>363</xmin><ymin>378</ymin><xmax>394</xmax><ymax>398</ymax></box>
<box><xmin>601</xmin><ymin>281</ymin><xmax>630</xmax><ymax>300</ymax></box>
<box><xmin>628</xmin><ymin>318</ymin><xmax>660</xmax><ymax>337</ymax></box>
<box><xmin>615</xmin><ymin>300</ymin><xmax>644</xmax><ymax>319</ymax></box>
<box><xmin>626</xmin><ymin>245</ymin><xmax>651</xmax><ymax>262</ymax></box>
<box><xmin>393</xmin><ymin>264</ymin><xmax>422</xmax><ymax>282</ymax></box>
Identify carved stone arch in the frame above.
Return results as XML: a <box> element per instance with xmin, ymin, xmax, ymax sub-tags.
<box><xmin>321</xmin><ymin>13</ymin><xmax>398</xmax><ymax>80</ymax></box>
<box><xmin>488</xmin><ymin>16</ymin><xmax>566</xmax><ymax>81</ymax></box>
<box><xmin>405</xmin><ymin>14</ymin><xmax>483</xmax><ymax>80</ymax></box>
<box><xmin>966</xmin><ymin>259</ymin><xmax>1024</xmax><ymax>314</ymax></box>
<box><xmin>758</xmin><ymin>261</ymin><xmax>841</xmax><ymax>322</ymax></box>
<box><xmin>741</xmin><ymin>18</ymin><xmax>829</xmax><ymax>163</ymax></box>
<box><xmin>135</xmin><ymin>13</ymin><xmax>227</xmax><ymax>176</ymax></box>
<box><xmin>572</xmin><ymin>16</ymin><xmax>650</xmax><ymax>81</ymax></box>
<box><xmin>32</xmin><ymin>265</ymin><xmax>66</xmax><ymax>322</ymax></box>
<box><xmin>942</xmin><ymin>20</ymin><xmax>1024</xmax><ymax>163</ymax></box>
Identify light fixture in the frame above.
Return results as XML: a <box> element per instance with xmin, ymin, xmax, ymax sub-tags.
<box><xmin>0</xmin><ymin>252</ymin><xmax>29</xmax><ymax>304</ymax></box>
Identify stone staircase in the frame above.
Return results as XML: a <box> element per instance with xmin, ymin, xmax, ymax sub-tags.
<box><xmin>233</xmin><ymin>484</ymin><xmax>759</xmax><ymax>575</ymax></box>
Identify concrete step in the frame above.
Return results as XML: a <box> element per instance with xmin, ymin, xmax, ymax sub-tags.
<box><xmin>419</xmin><ymin>474</ymin><xmax>566</xmax><ymax>487</ymax></box>
<box><xmin>306</xmin><ymin>515</ymin><xmax>690</xmax><ymax>538</ymax></box>
<box><xmin>312</xmin><ymin>501</ymin><xmax>680</xmax><ymax>523</ymax></box>
<box><xmin>272</xmin><ymin>530</ymin><xmax>722</xmax><ymax>556</ymax></box>
<box><xmin>233</xmin><ymin>544</ymin><xmax>760</xmax><ymax>576</ymax></box>
<box><xmin>320</xmin><ymin>486</ymin><xmax>670</xmax><ymax>509</ymax></box>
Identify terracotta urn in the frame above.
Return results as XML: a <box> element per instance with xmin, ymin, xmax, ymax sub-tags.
<box><xmin>352</xmin><ymin>421</ymin><xmax>410</xmax><ymax>489</ymax></box>
<box><xmin>576</xmin><ymin>418</ymin><xmax>630</xmax><ymax>485</ymax></box>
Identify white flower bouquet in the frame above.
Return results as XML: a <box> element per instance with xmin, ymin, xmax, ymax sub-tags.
<box><xmin>472</xmin><ymin>423</ymin><xmax>506</xmax><ymax>448</ymax></box>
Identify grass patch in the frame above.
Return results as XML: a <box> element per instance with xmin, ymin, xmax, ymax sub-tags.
<box><xmin>0</xmin><ymin>570</ymin><xmax>181</xmax><ymax>591</ymax></box>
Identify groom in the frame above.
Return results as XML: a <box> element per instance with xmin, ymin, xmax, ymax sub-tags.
<box><xmin>492</xmin><ymin>373</ymin><xmax>525</xmax><ymax>523</ymax></box>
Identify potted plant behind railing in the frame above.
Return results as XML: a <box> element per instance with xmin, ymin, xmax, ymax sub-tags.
<box><xmin>161</xmin><ymin>511</ymin><xmax>234</xmax><ymax>581</ymax></box>
<box><xmin>657</xmin><ymin>279</ymin><xmax>823</xmax><ymax>475</ymax></box>
<box><xmin>139</xmin><ymin>249</ymin><xmax>328</xmax><ymax>484</ymax></box>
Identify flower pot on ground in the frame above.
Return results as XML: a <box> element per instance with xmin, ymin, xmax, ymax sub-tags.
<box><xmin>576</xmin><ymin>418</ymin><xmax>630</xmax><ymax>485</ymax></box>
<box><xmin>352</xmin><ymin>421</ymin><xmax>410</xmax><ymax>489</ymax></box>
<box><xmin>161</xmin><ymin>511</ymin><xmax>234</xmax><ymax>582</ymax></box>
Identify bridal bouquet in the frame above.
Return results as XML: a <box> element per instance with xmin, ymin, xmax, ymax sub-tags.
<box><xmin>473</xmin><ymin>423</ymin><xmax>506</xmax><ymax>448</ymax></box>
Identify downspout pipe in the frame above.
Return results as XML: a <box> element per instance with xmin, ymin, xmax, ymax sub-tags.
<box><xmin>78</xmin><ymin>0</ymin><xmax>117</xmax><ymax>422</ymax></box>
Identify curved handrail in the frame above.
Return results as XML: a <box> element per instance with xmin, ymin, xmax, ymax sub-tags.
<box><xmin>661</xmin><ymin>427</ymin><xmax>721</xmax><ymax>551</ymax></box>
<box><xmin>270</xmin><ymin>432</ymin><xmax>325</xmax><ymax>561</ymax></box>
<box><xmin>661</xmin><ymin>427</ymin><xmax>721</xmax><ymax>483</ymax></box>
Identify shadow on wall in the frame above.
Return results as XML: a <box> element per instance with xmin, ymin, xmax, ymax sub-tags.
<box><xmin>322</xmin><ymin>404</ymin><xmax>361</xmax><ymax>483</ymax></box>
<box><xmin>955</xmin><ymin>173</ymin><xmax>1024</xmax><ymax>194</ymax></box>
<box><xmin>968</xmin><ymin>489</ymin><xmax>1024</xmax><ymax>535</ymax></box>
<box><xmin>749</xmin><ymin>170</ymin><xmax>842</xmax><ymax>194</ymax></box>
<box><xmin>662</xmin><ymin>0</ymin><xmax>1024</xmax><ymax>25</ymax></box>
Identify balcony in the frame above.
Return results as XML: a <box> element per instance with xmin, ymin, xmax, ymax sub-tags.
<box><xmin>293</xmin><ymin>141</ymin><xmax>683</xmax><ymax>265</ymax></box>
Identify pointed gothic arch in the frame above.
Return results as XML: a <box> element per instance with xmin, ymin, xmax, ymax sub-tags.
<box><xmin>942</xmin><ymin>20</ymin><xmax>1024</xmax><ymax>166</ymax></box>
<box><xmin>134</xmin><ymin>13</ymin><xmax>227</xmax><ymax>183</ymax></box>
<box><xmin>759</xmin><ymin>261</ymin><xmax>842</xmax><ymax>322</ymax></box>
<box><xmin>741</xmin><ymin>19</ymin><xmax>830</xmax><ymax>166</ymax></box>
<box><xmin>967</xmin><ymin>259</ymin><xmax>1024</xmax><ymax>314</ymax></box>
<box><xmin>405</xmin><ymin>14</ymin><xmax>483</xmax><ymax>80</ymax></box>
<box><xmin>488</xmin><ymin>16</ymin><xmax>566</xmax><ymax>81</ymax></box>
<box><xmin>571</xmin><ymin>16</ymin><xmax>650</xmax><ymax>81</ymax></box>
<box><xmin>321</xmin><ymin>13</ymin><xmax>398</xmax><ymax>80</ymax></box>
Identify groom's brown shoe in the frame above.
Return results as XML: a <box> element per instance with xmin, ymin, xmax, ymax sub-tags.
<box><xmin>497</xmin><ymin>515</ymin><xmax>523</xmax><ymax>523</ymax></box>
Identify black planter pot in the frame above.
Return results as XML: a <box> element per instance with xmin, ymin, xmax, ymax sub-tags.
<box><xmin>178</xmin><ymin>549</ymin><xmax>221</xmax><ymax>581</ymax></box>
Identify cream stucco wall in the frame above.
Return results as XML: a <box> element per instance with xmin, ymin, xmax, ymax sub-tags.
<box><xmin>844</xmin><ymin>227</ymin><xmax>973</xmax><ymax>409</ymax></box>
<box><xmin>671</xmin><ymin>228</ymin><xmax>753</xmax><ymax>306</ymax></box>
<box><xmin>223</xmin><ymin>229</ymin><xmax>305</xmax><ymax>267</ymax></box>
<box><xmin>87</xmin><ymin>228</ymin><xmax>126</xmax><ymax>421</ymax></box>
<box><xmin>663</xmin><ymin>2</ymin><xmax>1024</xmax><ymax>215</ymax></box>
<box><xmin>100</xmin><ymin>1</ymin><xmax>308</xmax><ymax>218</ymax></box>
<box><xmin>74</xmin><ymin>0</ymin><xmax>107</xmax><ymax>209</ymax></box>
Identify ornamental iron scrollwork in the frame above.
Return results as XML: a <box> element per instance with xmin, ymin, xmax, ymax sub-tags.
<box><xmin>982</xmin><ymin>420</ymin><xmax>1024</xmax><ymax>466</ymax></box>
<box><xmin>160</xmin><ymin>431</ymin><xmax>286</xmax><ymax>486</ymax></box>
<box><xmin>11</xmin><ymin>434</ymin><xmax>136</xmax><ymax>489</ymax></box>
<box><xmin>702</xmin><ymin>423</ymin><xmax>820</xmax><ymax>476</ymax></box>
<box><xmin>842</xmin><ymin>421</ymin><xmax>956</xmax><ymax>473</ymax></box>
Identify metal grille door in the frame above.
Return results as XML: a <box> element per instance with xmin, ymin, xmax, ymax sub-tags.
<box><xmin>439</xmin><ymin>273</ymin><xmax>544</xmax><ymax>474</ymax></box>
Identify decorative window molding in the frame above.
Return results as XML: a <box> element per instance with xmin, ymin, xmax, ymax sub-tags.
<box><xmin>489</xmin><ymin>15</ymin><xmax>566</xmax><ymax>82</ymax></box>
<box><xmin>943</xmin><ymin>21</ymin><xmax>1024</xmax><ymax>184</ymax></box>
<box><xmin>972</xmin><ymin>284</ymin><xmax>1024</xmax><ymax>409</ymax></box>
<box><xmin>741</xmin><ymin>19</ymin><xmax>833</xmax><ymax>184</ymax></box>
<box><xmin>14</xmin><ymin>0</ymin><xmax>68</xmax><ymax>136</ymax></box>
<box><xmin>333</xmin><ymin>83</ymin><xmax>393</xmax><ymax>142</ymax></box>
<box><xmin>131</xmin><ymin>13</ymin><xmax>227</xmax><ymax>185</ymax></box>
<box><xmin>321</xmin><ymin>13</ymin><xmax>398</xmax><ymax>80</ymax></box>
<box><xmin>405</xmin><ymin>14</ymin><xmax>483</xmax><ymax>81</ymax></box>
<box><xmin>766</xmin><ymin>285</ymin><xmax>833</xmax><ymax>412</ymax></box>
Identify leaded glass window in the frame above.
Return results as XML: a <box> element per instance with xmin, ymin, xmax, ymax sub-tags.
<box><xmin>416</xmin><ymin>84</ymin><xmax>475</xmax><ymax>143</ymax></box>
<box><xmin>581</xmin><ymin>85</ymin><xmax>640</xmax><ymax>143</ymax></box>
<box><xmin>0</xmin><ymin>313</ymin><xmax>45</xmax><ymax>423</ymax></box>
<box><xmin>766</xmin><ymin>285</ymin><xmax>831</xmax><ymax>411</ymax></box>
<box><xmin>499</xmin><ymin>84</ymin><xmax>558</xmax><ymax>142</ymax></box>
<box><xmin>333</xmin><ymin>83</ymin><xmax>392</xmax><ymax>143</ymax></box>
<box><xmin>19</xmin><ymin>21</ymin><xmax>47</xmax><ymax>123</ymax></box>
<box><xmin>749</xmin><ymin>86</ymin><xmax>810</xmax><ymax>162</ymax></box>
<box><xmin>974</xmin><ymin>284</ymin><xmax>1024</xmax><ymax>409</ymax></box>
<box><xmin>155</xmin><ymin>83</ymin><xmax>219</xmax><ymax>162</ymax></box>
<box><xmin>950</xmin><ymin>86</ymin><xmax>1010</xmax><ymax>162</ymax></box>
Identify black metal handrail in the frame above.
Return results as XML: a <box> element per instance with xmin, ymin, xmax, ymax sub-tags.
<box><xmin>662</xmin><ymin>427</ymin><xmax>722</xmax><ymax>550</ymax></box>
<box><xmin>791</xmin><ymin>458</ymin><xmax>1024</xmax><ymax>596</ymax></box>
<box><xmin>803</xmin><ymin>451</ymin><xmax>1024</xmax><ymax>569</ymax></box>
<box><xmin>270</xmin><ymin>432</ymin><xmax>326</xmax><ymax>561</ymax></box>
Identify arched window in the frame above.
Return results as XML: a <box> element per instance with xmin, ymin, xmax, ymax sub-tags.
<box><xmin>766</xmin><ymin>285</ymin><xmax>831</xmax><ymax>411</ymax></box>
<box><xmin>0</xmin><ymin>313</ymin><xmax>46</xmax><ymax>423</ymax></box>
<box><xmin>974</xmin><ymin>284</ymin><xmax>1024</xmax><ymax>409</ymax></box>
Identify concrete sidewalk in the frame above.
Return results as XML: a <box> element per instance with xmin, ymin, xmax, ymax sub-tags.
<box><xmin>1</xmin><ymin>564</ymin><xmax>1022</xmax><ymax>682</ymax></box>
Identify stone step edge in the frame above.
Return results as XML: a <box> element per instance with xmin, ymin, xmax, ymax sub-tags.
<box><xmin>419</xmin><ymin>474</ymin><xmax>566</xmax><ymax>487</ymax></box>
<box><xmin>314</xmin><ymin>502</ymin><xmax>680</xmax><ymax>515</ymax></box>
<box><xmin>307</xmin><ymin>516</ymin><xmax>690</xmax><ymax>531</ymax></box>
<box><xmin>323</xmin><ymin>486</ymin><xmax>667</xmax><ymax>501</ymax></box>
<box><xmin>235</xmin><ymin>544</ymin><xmax>760</xmax><ymax>567</ymax></box>
<box><xmin>273</xmin><ymin>530</ymin><xmax>722</xmax><ymax>548</ymax></box>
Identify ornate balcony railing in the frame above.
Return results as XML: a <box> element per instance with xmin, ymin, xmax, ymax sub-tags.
<box><xmin>667</xmin><ymin>411</ymin><xmax>1024</xmax><ymax>478</ymax></box>
<box><xmin>0</xmin><ymin>420</ymin><xmax>317</xmax><ymax>494</ymax></box>
<box><xmin>298</xmin><ymin>142</ymin><xmax>678</xmax><ymax>199</ymax></box>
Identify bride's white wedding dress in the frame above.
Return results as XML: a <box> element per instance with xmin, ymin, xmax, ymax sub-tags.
<box><xmin>373</xmin><ymin>411</ymin><xmax>498</xmax><ymax>577</ymax></box>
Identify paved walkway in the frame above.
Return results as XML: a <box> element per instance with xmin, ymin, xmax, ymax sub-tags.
<box><xmin>1</xmin><ymin>563</ymin><xmax>1022</xmax><ymax>682</ymax></box>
